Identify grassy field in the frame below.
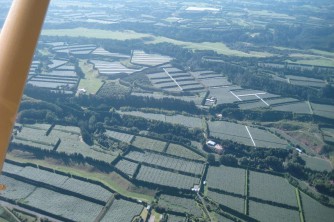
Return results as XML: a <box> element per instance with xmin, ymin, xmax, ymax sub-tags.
<box><xmin>300</xmin><ymin>154</ymin><xmax>333</xmax><ymax>172</ymax></box>
<box><xmin>78</xmin><ymin>60</ymin><xmax>104</xmax><ymax>94</ymax></box>
<box><xmin>42</xmin><ymin>28</ymin><xmax>274</xmax><ymax>58</ymax></box>
<box><xmin>6</xmin><ymin>150</ymin><xmax>155</xmax><ymax>203</ymax></box>
<box><xmin>42</xmin><ymin>28</ymin><xmax>151</xmax><ymax>40</ymax></box>
<box><xmin>148</xmin><ymin>37</ymin><xmax>274</xmax><ymax>58</ymax></box>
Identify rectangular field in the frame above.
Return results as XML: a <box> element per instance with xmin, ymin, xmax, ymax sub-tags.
<box><xmin>301</xmin><ymin>192</ymin><xmax>334</xmax><ymax>222</ymax></box>
<box><xmin>49</xmin><ymin>126</ymin><xmax>119</xmax><ymax>163</ymax></box>
<box><xmin>206</xmin><ymin>166</ymin><xmax>246</xmax><ymax>195</ymax></box>
<box><xmin>166</xmin><ymin>143</ymin><xmax>204</xmax><ymax>161</ymax></box>
<box><xmin>272</xmin><ymin>101</ymin><xmax>312</xmax><ymax>114</ymax></box>
<box><xmin>24</xmin><ymin>187</ymin><xmax>103</xmax><ymax>222</ymax></box>
<box><xmin>124</xmin><ymin>150</ymin><xmax>204</xmax><ymax>176</ymax></box>
<box><xmin>101</xmin><ymin>199</ymin><xmax>143</xmax><ymax>222</ymax></box>
<box><xmin>311</xmin><ymin>103</ymin><xmax>334</xmax><ymax>119</ymax></box>
<box><xmin>114</xmin><ymin>159</ymin><xmax>139</xmax><ymax>178</ymax></box>
<box><xmin>12</xmin><ymin>125</ymin><xmax>57</xmax><ymax>150</ymax></box>
<box><xmin>136</xmin><ymin>165</ymin><xmax>200</xmax><ymax>190</ymax></box>
<box><xmin>105</xmin><ymin>130</ymin><xmax>134</xmax><ymax>143</ymax></box>
<box><xmin>248</xmin><ymin>127</ymin><xmax>289</xmax><ymax>148</ymax></box>
<box><xmin>158</xmin><ymin>195</ymin><xmax>202</xmax><ymax>217</ymax></box>
<box><xmin>120</xmin><ymin>111</ymin><xmax>203</xmax><ymax>129</ymax></box>
<box><xmin>300</xmin><ymin>154</ymin><xmax>333</xmax><ymax>172</ymax></box>
<box><xmin>197</xmin><ymin>77</ymin><xmax>231</xmax><ymax>88</ymax></box>
<box><xmin>131</xmin><ymin>50</ymin><xmax>172</xmax><ymax>66</ymax></box>
<box><xmin>131</xmin><ymin>136</ymin><xmax>167</xmax><ymax>152</ymax></box>
<box><xmin>249</xmin><ymin>201</ymin><xmax>300</xmax><ymax>222</ymax></box>
<box><xmin>207</xmin><ymin>190</ymin><xmax>245</xmax><ymax>213</ymax></box>
<box><xmin>208</xmin><ymin>121</ymin><xmax>253</xmax><ymax>147</ymax></box>
<box><xmin>249</xmin><ymin>171</ymin><xmax>297</xmax><ymax>207</ymax></box>
<box><xmin>208</xmin><ymin>86</ymin><xmax>242</xmax><ymax>105</ymax></box>
<box><xmin>0</xmin><ymin>175</ymin><xmax>36</xmax><ymax>200</ymax></box>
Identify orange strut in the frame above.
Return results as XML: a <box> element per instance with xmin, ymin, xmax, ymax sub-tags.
<box><xmin>0</xmin><ymin>0</ymin><xmax>50</xmax><ymax>172</ymax></box>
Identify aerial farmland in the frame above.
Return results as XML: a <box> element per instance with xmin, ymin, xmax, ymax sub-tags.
<box><xmin>1</xmin><ymin>0</ymin><xmax>334</xmax><ymax>221</ymax></box>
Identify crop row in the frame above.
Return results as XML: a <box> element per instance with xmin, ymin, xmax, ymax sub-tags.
<box><xmin>25</xmin><ymin>187</ymin><xmax>103</xmax><ymax>222</ymax></box>
<box><xmin>105</xmin><ymin>130</ymin><xmax>134</xmax><ymax>143</ymax></box>
<box><xmin>4</xmin><ymin>163</ymin><xmax>113</xmax><ymax>202</ymax></box>
<box><xmin>131</xmin><ymin>136</ymin><xmax>167</xmax><ymax>152</ymax></box>
<box><xmin>125</xmin><ymin>150</ymin><xmax>204</xmax><ymax>175</ymax></box>
<box><xmin>207</xmin><ymin>190</ymin><xmax>244</xmax><ymax>213</ymax></box>
<box><xmin>166</xmin><ymin>143</ymin><xmax>204</xmax><ymax>161</ymax></box>
<box><xmin>136</xmin><ymin>165</ymin><xmax>200</xmax><ymax>190</ymax></box>
<box><xmin>159</xmin><ymin>194</ymin><xmax>202</xmax><ymax>217</ymax></box>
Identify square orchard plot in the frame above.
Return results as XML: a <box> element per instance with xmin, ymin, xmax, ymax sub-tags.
<box><xmin>249</xmin><ymin>201</ymin><xmax>300</xmax><ymax>222</ymax></box>
<box><xmin>206</xmin><ymin>166</ymin><xmax>246</xmax><ymax>195</ymax></box>
<box><xmin>249</xmin><ymin>171</ymin><xmax>297</xmax><ymax>207</ymax></box>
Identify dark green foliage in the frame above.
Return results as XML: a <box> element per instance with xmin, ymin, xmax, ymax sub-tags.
<box><xmin>207</xmin><ymin>154</ymin><xmax>216</xmax><ymax>165</ymax></box>
<box><xmin>220</xmin><ymin>155</ymin><xmax>238</xmax><ymax>167</ymax></box>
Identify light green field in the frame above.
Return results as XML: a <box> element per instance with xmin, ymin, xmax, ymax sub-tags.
<box><xmin>147</xmin><ymin>36</ymin><xmax>274</xmax><ymax>57</ymax></box>
<box><xmin>286</xmin><ymin>51</ymin><xmax>334</xmax><ymax>67</ymax></box>
<box><xmin>42</xmin><ymin>28</ymin><xmax>274</xmax><ymax>58</ymax></box>
<box><xmin>247</xmin><ymin>10</ymin><xmax>295</xmax><ymax>20</ymax></box>
<box><xmin>287</xmin><ymin>59</ymin><xmax>334</xmax><ymax>67</ymax></box>
<box><xmin>78</xmin><ymin>60</ymin><xmax>104</xmax><ymax>94</ymax></box>
<box><xmin>42</xmin><ymin>28</ymin><xmax>151</xmax><ymax>40</ymax></box>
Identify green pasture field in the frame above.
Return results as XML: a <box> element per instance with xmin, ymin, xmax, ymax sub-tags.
<box><xmin>78</xmin><ymin>60</ymin><xmax>104</xmax><ymax>94</ymax></box>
